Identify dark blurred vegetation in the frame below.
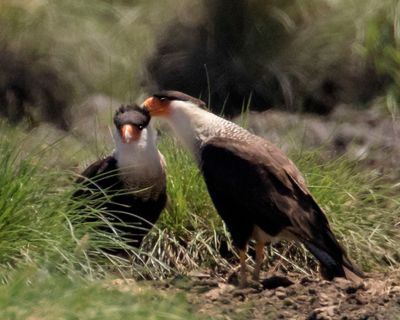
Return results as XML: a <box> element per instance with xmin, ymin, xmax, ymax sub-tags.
<box><xmin>147</xmin><ymin>0</ymin><xmax>399</xmax><ymax>116</ymax></box>
<box><xmin>0</xmin><ymin>0</ymin><xmax>399</xmax><ymax>124</ymax></box>
<box><xmin>0</xmin><ymin>0</ymin><xmax>172</xmax><ymax>128</ymax></box>
<box><xmin>0</xmin><ymin>48</ymin><xmax>72</xmax><ymax>129</ymax></box>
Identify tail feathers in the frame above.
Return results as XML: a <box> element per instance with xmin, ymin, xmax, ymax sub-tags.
<box><xmin>343</xmin><ymin>266</ymin><xmax>364</xmax><ymax>283</ymax></box>
<box><xmin>304</xmin><ymin>241</ymin><xmax>364</xmax><ymax>282</ymax></box>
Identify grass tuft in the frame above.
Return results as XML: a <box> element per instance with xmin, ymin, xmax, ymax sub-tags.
<box><xmin>294</xmin><ymin>151</ymin><xmax>400</xmax><ymax>271</ymax></box>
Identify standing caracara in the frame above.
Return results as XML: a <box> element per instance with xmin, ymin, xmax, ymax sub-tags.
<box><xmin>143</xmin><ymin>91</ymin><xmax>363</xmax><ymax>286</ymax></box>
<box><xmin>74</xmin><ymin>105</ymin><xmax>167</xmax><ymax>251</ymax></box>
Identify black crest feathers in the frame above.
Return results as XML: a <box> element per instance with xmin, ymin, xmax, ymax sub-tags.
<box><xmin>113</xmin><ymin>104</ymin><xmax>151</xmax><ymax>128</ymax></box>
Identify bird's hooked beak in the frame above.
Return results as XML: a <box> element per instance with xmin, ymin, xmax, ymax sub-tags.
<box><xmin>143</xmin><ymin>97</ymin><xmax>170</xmax><ymax>117</ymax></box>
<box><xmin>120</xmin><ymin>124</ymin><xmax>139</xmax><ymax>143</ymax></box>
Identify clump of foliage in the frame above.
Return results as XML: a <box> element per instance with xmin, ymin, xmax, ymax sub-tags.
<box><xmin>0</xmin><ymin>123</ymin><xmax>165</xmax><ymax>280</ymax></box>
<box><xmin>293</xmin><ymin>151</ymin><xmax>400</xmax><ymax>271</ymax></box>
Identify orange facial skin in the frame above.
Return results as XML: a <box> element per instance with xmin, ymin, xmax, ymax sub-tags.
<box><xmin>120</xmin><ymin>124</ymin><xmax>140</xmax><ymax>143</ymax></box>
<box><xmin>143</xmin><ymin>97</ymin><xmax>171</xmax><ymax>117</ymax></box>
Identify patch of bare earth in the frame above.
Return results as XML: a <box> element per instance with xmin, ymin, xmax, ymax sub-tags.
<box><xmin>150</xmin><ymin>271</ymin><xmax>400</xmax><ymax>320</ymax></box>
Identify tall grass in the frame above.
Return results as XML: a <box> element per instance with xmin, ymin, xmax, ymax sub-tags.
<box><xmin>0</xmin><ymin>128</ymin><xmax>80</xmax><ymax>276</ymax></box>
<box><xmin>293</xmin><ymin>151</ymin><xmax>400</xmax><ymax>271</ymax></box>
<box><xmin>1</xmin><ymin>119</ymin><xmax>399</xmax><ymax>282</ymax></box>
<box><xmin>0</xmin><ymin>122</ymin><xmax>166</xmax><ymax>281</ymax></box>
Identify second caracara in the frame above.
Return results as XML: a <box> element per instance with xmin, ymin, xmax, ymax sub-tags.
<box><xmin>74</xmin><ymin>105</ymin><xmax>167</xmax><ymax>251</ymax></box>
<box><xmin>143</xmin><ymin>91</ymin><xmax>363</xmax><ymax>286</ymax></box>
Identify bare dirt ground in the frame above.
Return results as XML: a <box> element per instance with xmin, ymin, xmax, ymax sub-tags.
<box><xmin>150</xmin><ymin>270</ymin><xmax>400</xmax><ymax>320</ymax></box>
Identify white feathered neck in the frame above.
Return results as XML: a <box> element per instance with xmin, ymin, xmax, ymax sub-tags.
<box><xmin>161</xmin><ymin>100</ymin><xmax>250</xmax><ymax>163</ymax></box>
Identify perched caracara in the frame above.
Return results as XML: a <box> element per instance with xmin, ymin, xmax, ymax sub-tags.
<box><xmin>74</xmin><ymin>105</ymin><xmax>167</xmax><ymax>250</ymax></box>
<box><xmin>143</xmin><ymin>91</ymin><xmax>363</xmax><ymax>286</ymax></box>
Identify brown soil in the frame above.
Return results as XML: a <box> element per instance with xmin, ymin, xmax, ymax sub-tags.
<box><xmin>152</xmin><ymin>271</ymin><xmax>400</xmax><ymax>320</ymax></box>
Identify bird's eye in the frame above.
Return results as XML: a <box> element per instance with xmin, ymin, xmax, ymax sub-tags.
<box><xmin>138</xmin><ymin>125</ymin><xmax>144</xmax><ymax>130</ymax></box>
<box><xmin>159</xmin><ymin>97</ymin><xmax>166</xmax><ymax>102</ymax></box>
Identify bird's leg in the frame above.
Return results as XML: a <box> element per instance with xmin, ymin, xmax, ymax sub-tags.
<box><xmin>252</xmin><ymin>241</ymin><xmax>265</xmax><ymax>282</ymax></box>
<box><xmin>239</xmin><ymin>246</ymin><xmax>248</xmax><ymax>288</ymax></box>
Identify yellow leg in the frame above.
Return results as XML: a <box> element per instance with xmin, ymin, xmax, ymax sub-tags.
<box><xmin>252</xmin><ymin>241</ymin><xmax>265</xmax><ymax>282</ymax></box>
<box><xmin>239</xmin><ymin>247</ymin><xmax>248</xmax><ymax>288</ymax></box>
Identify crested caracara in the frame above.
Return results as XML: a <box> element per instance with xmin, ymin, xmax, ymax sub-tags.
<box><xmin>74</xmin><ymin>104</ymin><xmax>167</xmax><ymax>251</ymax></box>
<box><xmin>143</xmin><ymin>91</ymin><xmax>363</xmax><ymax>286</ymax></box>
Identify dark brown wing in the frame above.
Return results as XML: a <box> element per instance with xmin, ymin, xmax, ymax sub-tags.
<box><xmin>73</xmin><ymin>156</ymin><xmax>120</xmax><ymax>199</ymax></box>
<box><xmin>200</xmin><ymin>136</ymin><xmax>363</xmax><ymax>279</ymax></box>
<box><xmin>200</xmin><ymin>136</ymin><xmax>328</xmax><ymax>239</ymax></box>
<box><xmin>75</xmin><ymin>156</ymin><xmax>117</xmax><ymax>183</ymax></box>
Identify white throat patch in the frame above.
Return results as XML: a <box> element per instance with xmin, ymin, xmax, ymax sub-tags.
<box><xmin>113</xmin><ymin>124</ymin><xmax>165</xmax><ymax>198</ymax></box>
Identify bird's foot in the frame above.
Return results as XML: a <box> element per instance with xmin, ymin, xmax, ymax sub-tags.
<box><xmin>247</xmin><ymin>278</ymin><xmax>263</xmax><ymax>290</ymax></box>
<box><xmin>236</xmin><ymin>275</ymin><xmax>262</xmax><ymax>290</ymax></box>
<box><xmin>252</xmin><ymin>270</ymin><xmax>260</xmax><ymax>283</ymax></box>
<box><xmin>227</xmin><ymin>270</ymin><xmax>250</xmax><ymax>288</ymax></box>
<box><xmin>239</xmin><ymin>277</ymin><xmax>249</xmax><ymax>289</ymax></box>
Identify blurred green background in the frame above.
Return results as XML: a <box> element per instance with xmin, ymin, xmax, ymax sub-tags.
<box><xmin>1</xmin><ymin>0</ymin><xmax>399</xmax><ymax>126</ymax></box>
